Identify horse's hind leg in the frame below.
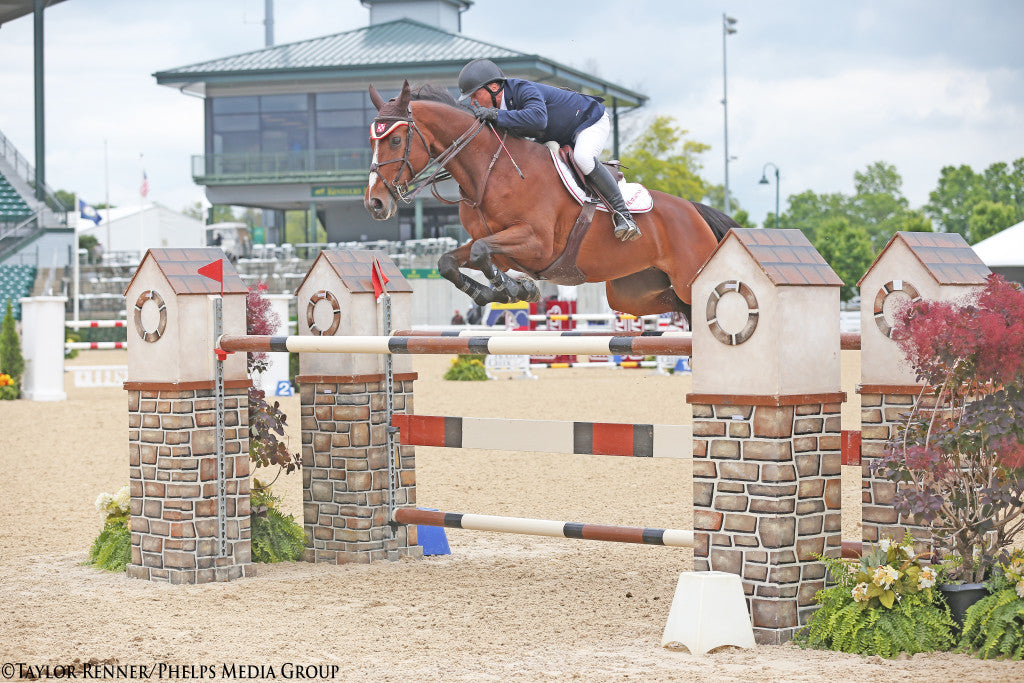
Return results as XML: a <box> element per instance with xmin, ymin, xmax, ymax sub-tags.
<box><xmin>605</xmin><ymin>268</ymin><xmax>691</xmax><ymax>321</ymax></box>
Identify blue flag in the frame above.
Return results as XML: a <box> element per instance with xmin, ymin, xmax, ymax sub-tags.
<box><xmin>78</xmin><ymin>198</ymin><xmax>102</xmax><ymax>225</ymax></box>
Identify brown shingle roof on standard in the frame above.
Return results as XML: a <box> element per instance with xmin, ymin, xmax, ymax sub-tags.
<box><xmin>859</xmin><ymin>231</ymin><xmax>990</xmax><ymax>286</ymax></box>
<box><xmin>123</xmin><ymin>248</ymin><xmax>248</xmax><ymax>296</ymax></box>
<box><xmin>295</xmin><ymin>249</ymin><xmax>413</xmax><ymax>296</ymax></box>
<box><xmin>730</xmin><ymin>228</ymin><xmax>844</xmax><ymax>287</ymax></box>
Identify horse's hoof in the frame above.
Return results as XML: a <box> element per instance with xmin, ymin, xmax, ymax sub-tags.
<box><xmin>517</xmin><ymin>278</ymin><xmax>541</xmax><ymax>302</ymax></box>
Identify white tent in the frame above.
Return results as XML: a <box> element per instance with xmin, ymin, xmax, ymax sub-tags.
<box><xmin>74</xmin><ymin>203</ymin><xmax>205</xmax><ymax>257</ymax></box>
<box><xmin>972</xmin><ymin>220</ymin><xmax>1024</xmax><ymax>283</ymax></box>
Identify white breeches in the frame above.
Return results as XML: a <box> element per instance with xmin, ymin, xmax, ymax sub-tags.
<box><xmin>573</xmin><ymin>112</ymin><xmax>611</xmax><ymax>175</ymax></box>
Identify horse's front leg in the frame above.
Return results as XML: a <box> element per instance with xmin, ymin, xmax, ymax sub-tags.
<box><xmin>467</xmin><ymin>225</ymin><xmax>543</xmax><ymax>304</ymax></box>
<box><xmin>437</xmin><ymin>241</ymin><xmax>506</xmax><ymax>306</ymax></box>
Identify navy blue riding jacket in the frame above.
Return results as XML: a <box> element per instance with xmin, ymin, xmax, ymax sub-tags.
<box><xmin>491</xmin><ymin>78</ymin><xmax>605</xmax><ymax>147</ymax></box>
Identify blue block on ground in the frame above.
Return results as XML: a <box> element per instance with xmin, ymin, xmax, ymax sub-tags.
<box><xmin>416</xmin><ymin>509</ymin><xmax>451</xmax><ymax>556</ymax></box>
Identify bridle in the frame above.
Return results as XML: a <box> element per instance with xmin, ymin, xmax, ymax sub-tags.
<box><xmin>368</xmin><ymin>112</ymin><xmax>489</xmax><ymax>205</ymax></box>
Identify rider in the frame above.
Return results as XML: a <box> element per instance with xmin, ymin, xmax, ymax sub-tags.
<box><xmin>457</xmin><ymin>58</ymin><xmax>641</xmax><ymax>242</ymax></box>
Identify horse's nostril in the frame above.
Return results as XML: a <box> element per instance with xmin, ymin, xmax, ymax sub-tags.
<box><xmin>370</xmin><ymin>198</ymin><xmax>383</xmax><ymax>211</ymax></box>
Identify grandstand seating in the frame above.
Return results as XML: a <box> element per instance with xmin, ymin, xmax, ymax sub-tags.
<box><xmin>0</xmin><ymin>173</ymin><xmax>33</xmax><ymax>223</ymax></box>
<box><xmin>0</xmin><ymin>264</ymin><xmax>37</xmax><ymax>320</ymax></box>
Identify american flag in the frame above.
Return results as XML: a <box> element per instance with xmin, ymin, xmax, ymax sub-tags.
<box><xmin>140</xmin><ymin>170</ymin><xmax>149</xmax><ymax>198</ymax></box>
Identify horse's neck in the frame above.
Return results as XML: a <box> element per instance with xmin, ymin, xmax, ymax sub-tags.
<box><xmin>415</xmin><ymin>102</ymin><xmax>541</xmax><ymax>195</ymax></box>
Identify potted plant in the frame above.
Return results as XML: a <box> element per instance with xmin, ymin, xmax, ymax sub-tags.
<box><xmin>959</xmin><ymin>550</ymin><xmax>1024</xmax><ymax>659</ymax></box>
<box><xmin>871</xmin><ymin>275</ymin><xmax>1024</xmax><ymax>623</ymax></box>
<box><xmin>797</xmin><ymin>535</ymin><xmax>956</xmax><ymax>658</ymax></box>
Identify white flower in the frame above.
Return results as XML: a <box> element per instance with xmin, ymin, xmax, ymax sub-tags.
<box><xmin>94</xmin><ymin>492</ymin><xmax>113</xmax><ymax>514</ymax></box>
<box><xmin>113</xmin><ymin>485</ymin><xmax>131</xmax><ymax>513</ymax></box>
<box><xmin>847</xmin><ymin>562</ymin><xmax>861</xmax><ymax>575</ymax></box>
<box><xmin>900</xmin><ymin>544</ymin><xmax>916</xmax><ymax>557</ymax></box>
<box><xmin>872</xmin><ymin>565</ymin><xmax>900</xmax><ymax>589</ymax></box>
<box><xmin>852</xmin><ymin>582</ymin><xmax>870</xmax><ymax>602</ymax></box>
<box><xmin>879</xmin><ymin>539</ymin><xmax>892</xmax><ymax>552</ymax></box>
<box><xmin>1016</xmin><ymin>580</ymin><xmax>1024</xmax><ymax>599</ymax></box>
<box><xmin>918</xmin><ymin>566</ymin><xmax>937</xmax><ymax>589</ymax></box>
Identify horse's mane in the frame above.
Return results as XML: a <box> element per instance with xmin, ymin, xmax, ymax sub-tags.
<box><xmin>377</xmin><ymin>83</ymin><xmax>462</xmax><ymax>119</ymax></box>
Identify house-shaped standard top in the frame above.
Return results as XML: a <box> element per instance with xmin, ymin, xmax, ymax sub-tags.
<box><xmin>295</xmin><ymin>249</ymin><xmax>413</xmax><ymax>378</ymax></box>
<box><xmin>858</xmin><ymin>231</ymin><xmax>990</xmax><ymax>387</ymax></box>
<box><xmin>123</xmin><ymin>248</ymin><xmax>249</xmax><ymax>385</ymax></box>
<box><xmin>690</xmin><ymin>228</ymin><xmax>844</xmax><ymax>398</ymax></box>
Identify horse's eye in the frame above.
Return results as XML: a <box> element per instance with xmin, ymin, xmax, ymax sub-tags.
<box><xmin>389</xmin><ymin>135</ymin><xmax>402</xmax><ymax>148</ymax></box>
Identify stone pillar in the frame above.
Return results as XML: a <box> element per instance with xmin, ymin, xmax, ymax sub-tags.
<box><xmin>295</xmin><ymin>250</ymin><xmax>419</xmax><ymax>563</ymax></box>
<box><xmin>688</xmin><ymin>228</ymin><xmax>844</xmax><ymax>644</ymax></box>
<box><xmin>123</xmin><ymin>248</ymin><xmax>253</xmax><ymax>583</ymax></box>
<box><xmin>127</xmin><ymin>385</ymin><xmax>251</xmax><ymax>583</ymax></box>
<box><xmin>692</xmin><ymin>400</ymin><xmax>842</xmax><ymax>643</ymax></box>
<box><xmin>858</xmin><ymin>388</ymin><xmax>935</xmax><ymax>551</ymax></box>
<box><xmin>300</xmin><ymin>375</ymin><xmax>419</xmax><ymax>563</ymax></box>
<box><xmin>18</xmin><ymin>296</ymin><xmax>67</xmax><ymax>401</ymax></box>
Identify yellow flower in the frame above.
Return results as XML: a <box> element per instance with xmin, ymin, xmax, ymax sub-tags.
<box><xmin>918</xmin><ymin>566</ymin><xmax>937</xmax><ymax>589</ymax></box>
<box><xmin>1016</xmin><ymin>580</ymin><xmax>1024</xmax><ymax>599</ymax></box>
<box><xmin>851</xmin><ymin>582</ymin><xmax>870</xmax><ymax>602</ymax></box>
<box><xmin>0</xmin><ymin>373</ymin><xmax>11</xmax><ymax>387</ymax></box>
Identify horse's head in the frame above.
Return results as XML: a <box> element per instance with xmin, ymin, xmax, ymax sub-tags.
<box><xmin>364</xmin><ymin>80</ymin><xmax>432</xmax><ymax>220</ymax></box>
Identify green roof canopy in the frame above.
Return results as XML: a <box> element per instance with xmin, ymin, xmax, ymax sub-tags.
<box><xmin>154</xmin><ymin>18</ymin><xmax>646</xmax><ymax>109</ymax></box>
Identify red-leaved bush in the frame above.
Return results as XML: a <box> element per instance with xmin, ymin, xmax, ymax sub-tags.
<box><xmin>871</xmin><ymin>275</ymin><xmax>1024</xmax><ymax>583</ymax></box>
<box><xmin>246</xmin><ymin>284</ymin><xmax>300</xmax><ymax>480</ymax></box>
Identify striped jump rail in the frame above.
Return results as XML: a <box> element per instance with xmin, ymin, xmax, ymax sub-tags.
<box><xmin>526</xmin><ymin>313</ymin><xmax>661</xmax><ymax>322</ymax></box>
<box><xmin>65</xmin><ymin>341</ymin><xmax>127</xmax><ymax>350</ymax></box>
<box><xmin>393</xmin><ymin>329</ymin><xmax>689</xmax><ymax>337</ymax></box>
<box><xmin>533</xmin><ymin>360</ymin><xmax>659</xmax><ymax>369</ymax></box>
<box><xmin>66</xmin><ymin>320</ymin><xmax>128</xmax><ymax>329</ymax></box>
<box><xmin>218</xmin><ymin>334</ymin><xmax>696</xmax><ymax>356</ymax></box>
<box><xmin>393</xmin><ymin>508</ymin><xmax>695</xmax><ymax>547</ymax></box>
<box><xmin>392</xmin><ymin>414</ymin><xmax>692</xmax><ymax>458</ymax></box>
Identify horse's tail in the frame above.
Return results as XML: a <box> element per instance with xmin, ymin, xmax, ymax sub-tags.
<box><xmin>692</xmin><ymin>202</ymin><xmax>741</xmax><ymax>243</ymax></box>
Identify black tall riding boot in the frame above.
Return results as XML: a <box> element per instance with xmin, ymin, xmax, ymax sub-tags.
<box><xmin>586</xmin><ymin>161</ymin><xmax>641</xmax><ymax>242</ymax></box>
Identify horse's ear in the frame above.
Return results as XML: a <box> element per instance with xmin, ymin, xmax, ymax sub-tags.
<box><xmin>369</xmin><ymin>84</ymin><xmax>385</xmax><ymax>111</ymax></box>
<box><xmin>396</xmin><ymin>79</ymin><xmax>412</xmax><ymax>115</ymax></box>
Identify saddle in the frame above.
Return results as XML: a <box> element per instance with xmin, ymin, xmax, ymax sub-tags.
<box><xmin>529</xmin><ymin>144</ymin><xmax>654</xmax><ymax>287</ymax></box>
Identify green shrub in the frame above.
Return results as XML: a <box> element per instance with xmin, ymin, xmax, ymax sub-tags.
<box><xmin>443</xmin><ymin>354</ymin><xmax>487</xmax><ymax>381</ymax></box>
<box><xmin>87</xmin><ymin>520</ymin><xmax>131</xmax><ymax>572</ymax></box>
<box><xmin>250</xmin><ymin>480</ymin><xmax>305</xmax><ymax>563</ymax></box>
<box><xmin>959</xmin><ymin>552</ymin><xmax>1024</xmax><ymax>659</ymax></box>
<box><xmin>796</xmin><ymin>537</ymin><xmax>956</xmax><ymax>658</ymax></box>
<box><xmin>0</xmin><ymin>300</ymin><xmax>24</xmax><ymax>385</ymax></box>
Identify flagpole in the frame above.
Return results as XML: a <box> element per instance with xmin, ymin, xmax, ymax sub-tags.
<box><xmin>138</xmin><ymin>154</ymin><xmax>145</xmax><ymax>262</ymax></box>
<box><xmin>104</xmin><ymin>140</ymin><xmax>111</xmax><ymax>260</ymax></box>
<box><xmin>72</xmin><ymin>193</ymin><xmax>80</xmax><ymax>324</ymax></box>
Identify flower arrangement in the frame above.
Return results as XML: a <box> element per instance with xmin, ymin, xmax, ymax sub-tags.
<box><xmin>959</xmin><ymin>550</ymin><xmax>1024</xmax><ymax>659</ymax></box>
<box><xmin>870</xmin><ymin>275</ymin><xmax>1024</xmax><ymax>584</ymax></box>
<box><xmin>797</xmin><ymin>535</ymin><xmax>956</xmax><ymax>658</ymax></box>
<box><xmin>0</xmin><ymin>372</ymin><xmax>17</xmax><ymax>400</ymax></box>
<box><xmin>87</xmin><ymin>485</ymin><xmax>132</xmax><ymax>572</ymax></box>
<box><xmin>444</xmin><ymin>354</ymin><xmax>488</xmax><ymax>381</ymax></box>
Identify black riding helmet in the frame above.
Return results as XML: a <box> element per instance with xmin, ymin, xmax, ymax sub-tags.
<box><xmin>458</xmin><ymin>59</ymin><xmax>506</xmax><ymax>103</ymax></box>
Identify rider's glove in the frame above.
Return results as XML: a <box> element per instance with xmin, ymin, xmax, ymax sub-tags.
<box><xmin>473</xmin><ymin>106</ymin><xmax>499</xmax><ymax>124</ymax></box>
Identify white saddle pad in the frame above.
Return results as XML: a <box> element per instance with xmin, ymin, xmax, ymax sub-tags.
<box><xmin>546</xmin><ymin>142</ymin><xmax>654</xmax><ymax>214</ymax></box>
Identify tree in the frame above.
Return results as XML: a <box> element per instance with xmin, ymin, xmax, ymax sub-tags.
<box><xmin>812</xmin><ymin>217</ymin><xmax>874</xmax><ymax>302</ymax></box>
<box><xmin>924</xmin><ymin>158</ymin><xmax>1024</xmax><ymax>241</ymax></box>
<box><xmin>968</xmin><ymin>200</ymin><xmax>1017</xmax><ymax>244</ymax></box>
<box><xmin>183</xmin><ymin>202</ymin><xmax>244</xmax><ymax>224</ymax></box>
<box><xmin>619</xmin><ymin>116</ymin><xmax>712</xmax><ymax>205</ymax></box>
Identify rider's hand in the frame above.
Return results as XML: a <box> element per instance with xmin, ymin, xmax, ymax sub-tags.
<box><xmin>473</xmin><ymin>106</ymin><xmax>499</xmax><ymax>124</ymax></box>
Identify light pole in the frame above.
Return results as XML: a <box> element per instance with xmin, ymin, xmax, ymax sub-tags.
<box><xmin>722</xmin><ymin>13</ymin><xmax>737</xmax><ymax>215</ymax></box>
<box><xmin>759</xmin><ymin>162</ymin><xmax>780</xmax><ymax>229</ymax></box>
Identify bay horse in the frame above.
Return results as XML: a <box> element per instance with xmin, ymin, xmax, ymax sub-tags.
<box><xmin>363</xmin><ymin>80</ymin><xmax>736</xmax><ymax>322</ymax></box>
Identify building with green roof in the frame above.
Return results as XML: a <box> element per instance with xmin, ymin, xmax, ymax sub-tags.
<box><xmin>154</xmin><ymin>0</ymin><xmax>647</xmax><ymax>245</ymax></box>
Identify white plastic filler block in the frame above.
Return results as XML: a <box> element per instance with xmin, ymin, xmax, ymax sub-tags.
<box><xmin>661</xmin><ymin>571</ymin><xmax>755</xmax><ymax>655</ymax></box>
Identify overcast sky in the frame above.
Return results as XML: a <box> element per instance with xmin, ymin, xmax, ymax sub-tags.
<box><xmin>0</xmin><ymin>0</ymin><xmax>1020</xmax><ymax>226</ymax></box>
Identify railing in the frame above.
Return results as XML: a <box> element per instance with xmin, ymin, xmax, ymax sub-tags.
<box><xmin>192</xmin><ymin>148</ymin><xmax>372</xmax><ymax>184</ymax></box>
<box><xmin>0</xmin><ymin>128</ymin><xmax>70</xmax><ymax>215</ymax></box>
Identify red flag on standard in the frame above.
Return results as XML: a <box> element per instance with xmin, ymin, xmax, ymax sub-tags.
<box><xmin>371</xmin><ymin>258</ymin><xmax>389</xmax><ymax>300</ymax></box>
<box><xmin>198</xmin><ymin>259</ymin><xmax>224</xmax><ymax>295</ymax></box>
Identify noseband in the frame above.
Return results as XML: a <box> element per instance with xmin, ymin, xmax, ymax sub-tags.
<box><xmin>369</xmin><ymin>113</ymin><xmax>488</xmax><ymax>204</ymax></box>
